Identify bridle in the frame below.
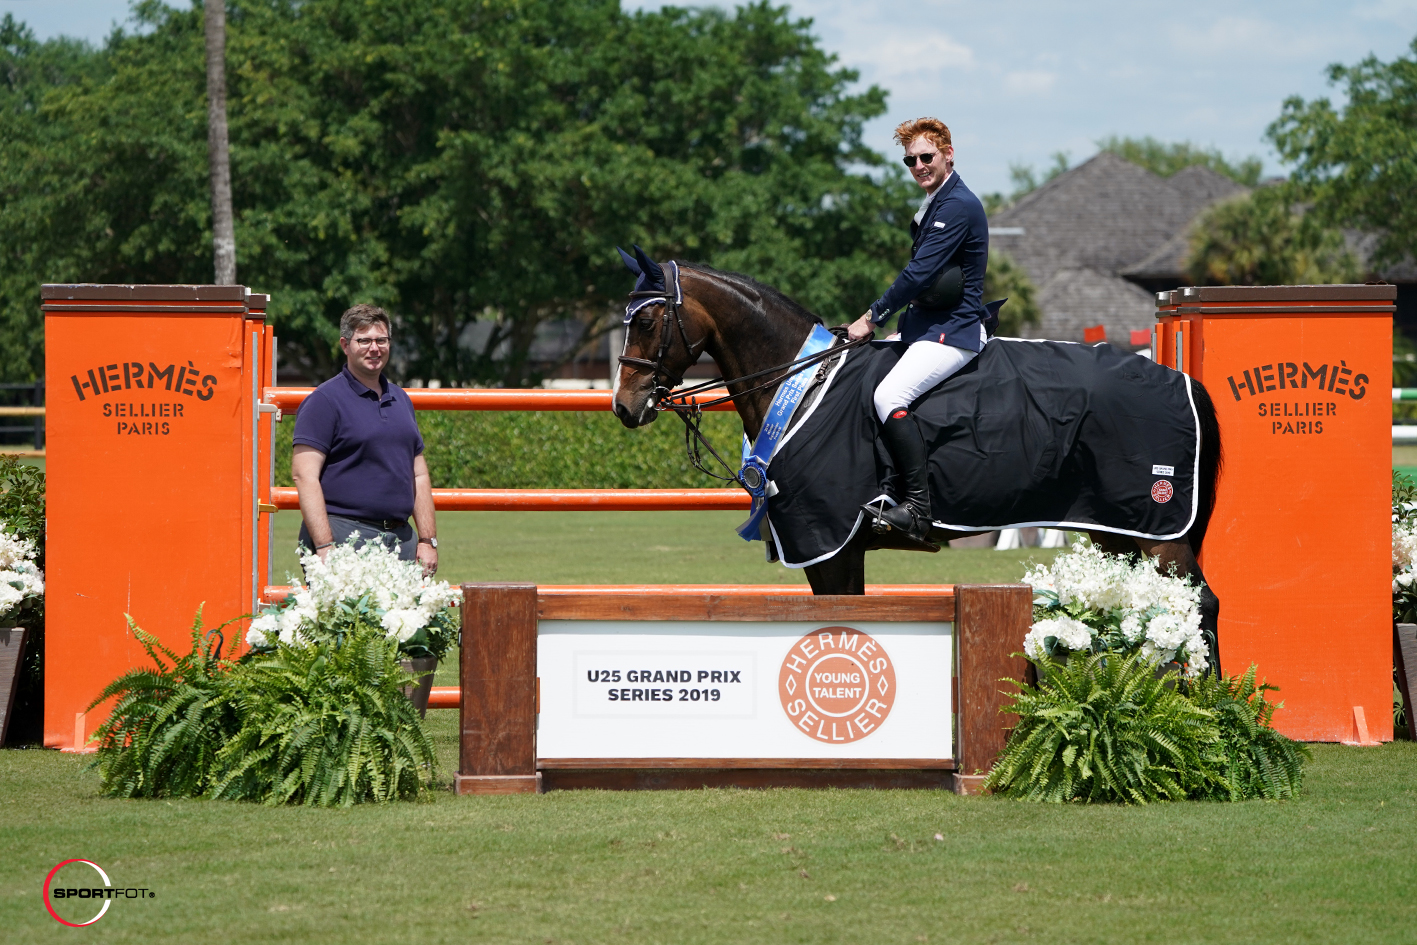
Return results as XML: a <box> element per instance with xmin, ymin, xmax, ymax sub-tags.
<box><xmin>616</xmin><ymin>264</ymin><xmax>869</xmax><ymax>488</ymax></box>
<box><xmin>617</xmin><ymin>286</ymin><xmax>705</xmax><ymax>397</ymax></box>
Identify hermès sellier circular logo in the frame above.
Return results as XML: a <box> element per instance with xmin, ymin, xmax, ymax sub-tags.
<box><xmin>778</xmin><ymin>627</ymin><xmax>896</xmax><ymax>743</ymax></box>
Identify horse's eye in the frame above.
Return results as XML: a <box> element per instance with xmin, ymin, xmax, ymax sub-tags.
<box><xmin>638</xmin><ymin>317</ymin><xmax>654</xmax><ymax>331</ymax></box>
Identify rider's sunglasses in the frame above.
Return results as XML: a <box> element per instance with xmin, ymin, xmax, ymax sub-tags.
<box><xmin>902</xmin><ymin>152</ymin><xmax>937</xmax><ymax>168</ymax></box>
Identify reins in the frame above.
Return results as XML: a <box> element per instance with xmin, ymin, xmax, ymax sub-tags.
<box><xmin>616</xmin><ymin>274</ymin><xmax>869</xmax><ymax>488</ymax></box>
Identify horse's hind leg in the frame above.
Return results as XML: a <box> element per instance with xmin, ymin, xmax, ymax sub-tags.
<box><xmin>805</xmin><ymin>532</ymin><xmax>867</xmax><ymax>595</ymax></box>
<box><xmin>1135</xmin><ymin>538</ymin><xmax>1221</xmax><ymax>676</ymax></box>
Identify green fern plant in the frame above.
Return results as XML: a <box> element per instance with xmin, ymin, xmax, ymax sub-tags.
<box><xmin>1185</xmin><ymin>665</ymin><xmax>1310</xmax><ymax>800</ymax></box>
<box><xmin>87</xmin><ymin>609</ymin><xmax>240</xmax><ymax>798</ymax></box>
<box><xmin>984</xmin><ymin>651</ymin><xmax>1224</xmax><ymax>803</ymax></box>
<box><xmin>211</xmin><ymin>626</ymin><xmax>436</xmax><ymax>806</ymax></box>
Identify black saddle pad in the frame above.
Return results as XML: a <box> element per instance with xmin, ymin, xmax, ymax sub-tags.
<box><xmin>764</xmin><ymin>338</ymin><xmax>1200</xmax><ymax>568</ymax></box>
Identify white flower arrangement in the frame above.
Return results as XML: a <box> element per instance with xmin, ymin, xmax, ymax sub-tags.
<box><xmin>1394</xmin><ymin>519</ymin><xmax>1417</xmax><ymax>574</ymax></box>
<box><xmin>246</xmin><ymin>539</ymin><xmax>460</xmax><ymax>658</ymax></box>
<box><xmin>1391</xmin><ymin>478</ymin><xmax>1417</xmax><ymax>621</ymax></box>
<box><xmin>1022</xmin><ymin>540</ymin><xmax>1209</xmax><ymax>678</ymax></box>
<box><xmin>0</xmin><ymin>528</ymin><xmax>43</xmax><ymax>621</ymax></box>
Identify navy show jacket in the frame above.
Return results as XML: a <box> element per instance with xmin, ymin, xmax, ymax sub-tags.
<box><xmin>868</xmin><ymin>172</ymin><xmax>990</xmax><ymax>352</ymax></box>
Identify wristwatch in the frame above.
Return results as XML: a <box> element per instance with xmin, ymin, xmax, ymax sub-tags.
<box><xmin>419</xmin><ymin>537</ymin><xmax>438</xmax><ymax>549</ymax></box>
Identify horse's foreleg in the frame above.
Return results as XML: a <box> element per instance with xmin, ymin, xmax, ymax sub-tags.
<box><xmin>805</xmin><ymin>534</ymin><xmax>867</xmax><ymax>595</ymax></box>
<box><xmin>1135</xmin><ymin>538</ymin><xmax>1221</xmax><ymax>676</ymax></box>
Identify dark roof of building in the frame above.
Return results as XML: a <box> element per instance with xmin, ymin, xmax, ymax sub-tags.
<box><xmin>1167</xmin><ymin>164</ymin><xmax>1249</xmax><ymax>216</ymax></box>
<box><xmin>987</xmin><ymin>153</ymin><xmax>1259</xmax><ymax>340</ymax></box>
<box><xmin>990</xmin><ymin>152</ymin><xmax>1247</xmax><ymax>289</ymax></box>
<box><xmin>1015</xmin><ymin>268</ymin><xmax>1158</xmax><ymax>343</ymax></box>
<box><xmin>1120</xmin><ymin>229</ymin><xmax>1195</xmax><ymax>281</ymax></box>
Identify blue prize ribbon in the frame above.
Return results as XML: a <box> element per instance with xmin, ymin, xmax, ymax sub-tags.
<box><xmin>735</xmin><ymin>324</ymin><xmax>838</xmax><ymax>542</ymax></box>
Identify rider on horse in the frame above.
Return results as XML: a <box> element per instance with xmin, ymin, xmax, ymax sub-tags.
<box><xmin>846</xmin><ymin>117</ymin><xmax>990</xmax><ymax>551</ymax></box>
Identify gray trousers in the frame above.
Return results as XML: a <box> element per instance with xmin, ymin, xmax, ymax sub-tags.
<box><xmin>298</xmin><ymin>514</ymin><xmax>417</xmax><ymax>563</ymax></box>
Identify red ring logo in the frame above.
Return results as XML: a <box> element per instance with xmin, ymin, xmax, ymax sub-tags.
<box><xmin>1151</xmin><ymin>479</ymin><xmax>1174</xmax><ymax>503</ymax></box>
<box><xmin>43</xmin><ymin>859</ymin><xmax>112</xmax><ymax>927</ymax></box>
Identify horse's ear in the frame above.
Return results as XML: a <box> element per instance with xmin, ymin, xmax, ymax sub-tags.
<box><xmin>633</xmin><ymin>244</ymin><xmax>664</xmax><ymax>289</ymax></box>
<box><xmin>985</xmin><ymin>299</ymin><xmax>1007</xmax><ymax>315</ymax></box>
<box><xmin>616</xmin><ymin>246</ymin><xmax>641</xmax><ymax>276</ymax></box>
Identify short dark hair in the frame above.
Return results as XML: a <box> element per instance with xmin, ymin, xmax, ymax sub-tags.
<box><xmin>340</xmin><ymin>304</ymin><xmax>390</xmax><ymax>342</ymax></box>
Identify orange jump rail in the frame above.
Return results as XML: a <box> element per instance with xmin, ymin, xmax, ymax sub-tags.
<box><xmin>263</xmin><ymin>387</ymin><xmax>737</xmax><ymax>412</ymax></box>
<box><xmin>269</xmin><ymin>486</ymin><xmax>749</xmax><ymax>512</ymax></box>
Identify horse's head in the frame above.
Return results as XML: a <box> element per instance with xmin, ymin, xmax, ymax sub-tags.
<box><xmin>611</xmin><ymin>246</ymin><xmax>711</xmax><ymax>428</ymax></box>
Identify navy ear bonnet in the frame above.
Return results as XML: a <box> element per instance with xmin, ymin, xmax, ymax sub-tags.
<box><xmin>617</xmin><ymin>244</ymin><xmax>680</xmax><ymax>322</ymax></box>
<box><xmin>617</xmin><ymin>245</ymin><xmax>664</xmax><ymax>294</ymax></box>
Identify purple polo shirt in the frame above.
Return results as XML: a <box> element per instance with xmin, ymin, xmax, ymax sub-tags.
<box><xmin>292</xmin><ymin>366</ymin><xmax>425</xmax><ymax>522</ymax></box>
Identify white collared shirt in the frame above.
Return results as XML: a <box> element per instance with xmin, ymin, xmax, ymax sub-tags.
<box><xmin>913</xmin><ymin>170</ymin><xmax>954</xmax><ymax>224</ymax></box>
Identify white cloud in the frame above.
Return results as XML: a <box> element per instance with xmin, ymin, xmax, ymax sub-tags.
<box><xmin>1169</xmin><ymin>14</ymin><xmax>1338</xmax><ymax>60</ymax></box>
<box><xmin>1002</xmin><ymin>70</ymin><xmax>1057</xmax><ymax>96</ymax></box>
<box><xmin>829</xmin><ymin>23</ymin><xmax>976</xmax><ymax>83</ymax></box>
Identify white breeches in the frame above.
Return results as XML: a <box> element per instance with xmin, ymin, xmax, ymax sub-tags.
<box><xmin>873</xmin><ymin>339</ymin><xmax>980</xmax><ymax>423</ymax></box>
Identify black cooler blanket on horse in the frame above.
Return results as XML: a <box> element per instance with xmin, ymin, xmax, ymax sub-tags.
<box><xmin>764</xmin><ymin>338</ymin><xmax>1200</xmax><ymax>568</ymax></box>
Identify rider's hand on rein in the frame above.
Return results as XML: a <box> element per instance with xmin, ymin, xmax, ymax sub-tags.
<box><xmin>846</xmin><ymin>313</ymin><xmax>875</xmax><ymax>342</ymax></box>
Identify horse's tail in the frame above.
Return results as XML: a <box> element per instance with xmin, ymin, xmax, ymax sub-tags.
<box><xmin>1187</xmin><ymin>377</ymin><xmax>1223</xmax><ymax>556</ymax></box>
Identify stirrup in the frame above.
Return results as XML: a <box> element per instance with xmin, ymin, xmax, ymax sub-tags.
<box><xmin>861</xmin><ymin>498</ymin><xmax>893</xmax><ymax>535</ymax></box>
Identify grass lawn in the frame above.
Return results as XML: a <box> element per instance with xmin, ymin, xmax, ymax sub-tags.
<box><xmin>3</xmin><ymin>734</ymin><xmax>1415</xmax><ymax>944</ymax></box>
<box><xmin>271</xmin><ymin>510</ymin><xmax>1068</xmax><ymax>587</ymax></box>
<box><xmin>4</xmin><ymin>505</ymin><xmax>1414</xmax><ymax>942</ymax></box>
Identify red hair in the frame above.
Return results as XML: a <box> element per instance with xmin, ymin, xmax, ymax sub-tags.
<box><xmin>893</xmin><ymin>117</ymin><xmax>951</xmax><ymax>152</ymax></box>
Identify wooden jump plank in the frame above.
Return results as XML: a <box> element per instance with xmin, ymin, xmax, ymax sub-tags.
<box><xmin>537</xmin><ymin>589</ymin><xmax>955</xmax><ymax>622</ymax></box>
<box><xmin>539</xmin><ymin>768</ymin><xmax>956</xmax><ymax>791</ymax></box>
<box><xmin>456</xmin><ymin>584</ymin><xmax>540</xmax><ymax>795</ymax></box>
<box><xmin>954</xmin><ymin>584</ymin><xmax>1032</xmax><ymax>777</ymax></box>
<box><xmin>537</xmin><ymin>757</ymin><xmax>955</xmax><ymax>770</ymax></box>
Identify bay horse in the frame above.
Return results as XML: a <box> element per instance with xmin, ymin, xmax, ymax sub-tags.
<box><xmin>611</xmin><ymin>259</ymin><xmax>1222</xmax><ymax>671</ymax></box>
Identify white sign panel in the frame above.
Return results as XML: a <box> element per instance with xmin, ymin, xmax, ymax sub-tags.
<box><xmin>537</xmin><ymin>620</ymin><xmax>952</xmax><ymax>760</ymax></box>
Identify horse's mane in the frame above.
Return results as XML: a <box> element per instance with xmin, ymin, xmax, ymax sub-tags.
<box><xmin>680</xmin><ymin>263</ymin><xmax>823</xmax><ymax>327</ymax></box>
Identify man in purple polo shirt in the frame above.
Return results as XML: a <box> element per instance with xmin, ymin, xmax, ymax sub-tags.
<box><xmin>291</xmin><ymin>304</ymin><xmax>438</xmax><ymax>575</ymax></box>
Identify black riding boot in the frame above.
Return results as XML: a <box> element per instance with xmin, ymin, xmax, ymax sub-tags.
<box><xmin>863</xmin><ymin>410</ymin><xmax>939</xmax><ymax>552</ymax></box>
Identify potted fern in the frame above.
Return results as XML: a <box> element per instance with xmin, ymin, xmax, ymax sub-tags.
<box><xmin>985</xmin><ymin>541</ymin><xmax>1309</xmax><ymax>803</ymax></box>
<box><xmin>90</xmin><ymin>608</ymin><xmax>437</xmax><ymax>805</ymax></box>
<box><xmin>247</xmin><ymin>540</ymin><xmax>459</xmax><ymax>717</ymax></box>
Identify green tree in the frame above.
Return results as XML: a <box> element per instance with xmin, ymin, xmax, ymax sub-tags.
<box><xmin>983</xmin><ymin>250</ymin><xmax>1039</xmax><ymax>336</ymax></box>
<box><xmin>1095</xmin><ymin>136</ymin><xmax>1262</xmax><ymax>186</ymax></box>
<box><xmin>1267</xmin><ymin>36</ymin><xmax>1417</xmax><ymax>269</ymax></box>
<box><xmin>0</xmin><ymin>15</ymin><xmax>106</xmax><ymax>382</ymax></box>
<box><xmin>0</xmin><ymin>1</ymin><xmax>915</xmax><ymax>385</ymax></box>
<box><xmin>1184</xmin><ymin>188</ymin><xmax>1359</xmax><ymax>287</ymax></box>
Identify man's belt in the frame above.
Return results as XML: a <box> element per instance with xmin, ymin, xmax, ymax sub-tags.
<box><xmin>344</xmin><ymin>515</ymin><xmax>409</xmax><ymax>532</ymax></box>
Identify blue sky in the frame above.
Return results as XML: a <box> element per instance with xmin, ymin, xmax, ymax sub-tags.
<box><xmin>6</xmin><ymin>0</ymin><xmax>1416</xmax><ymax>194</ymax></box>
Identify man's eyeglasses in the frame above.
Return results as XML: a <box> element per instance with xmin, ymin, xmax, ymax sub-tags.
<box><xmin>902</xmin><ymin>152</ymin><xmax>937</xmax><ymax>168</ymax></box>
<box><xmin>352</xmin><ymin>337</ymin><xmax>390</xmax><ymax>349</ymax></box>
